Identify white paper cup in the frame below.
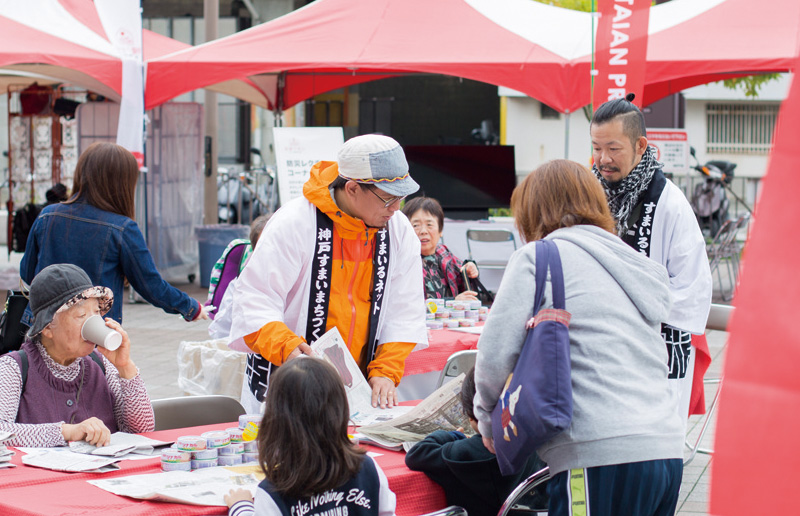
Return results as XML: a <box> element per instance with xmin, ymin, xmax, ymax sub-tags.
<box><xmin>81</xmin><ymin>315</ymin><xmax>122</xmax><ymax>351</ymax></box>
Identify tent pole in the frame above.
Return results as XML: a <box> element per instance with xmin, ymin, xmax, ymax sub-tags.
<box><xmin>203</xmin><ymin>0</ymin><xmax>219</xmax><ymax>225</ymax></box>
<box><xmin>564</xmin><ymin>109</ymin><xmax>570</xmax><ymax>159</ymax></box>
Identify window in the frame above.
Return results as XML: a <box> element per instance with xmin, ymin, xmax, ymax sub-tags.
<box><xmin>540</xmin><ymin>103</ymin><xmax>561</xmax><ymax>120</ymax></box>
<box><xmin>706</xmin><ymin>102</ymin><xmax>779</xmax><ymax>155</ymax></box>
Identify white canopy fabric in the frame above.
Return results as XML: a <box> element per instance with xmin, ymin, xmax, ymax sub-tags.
<box><xmin>0</xmin><ymin>0</ymin><xmax>269</xmax><ymax>105</ymax></box>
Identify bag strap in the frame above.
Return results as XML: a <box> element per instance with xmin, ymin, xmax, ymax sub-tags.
<box><xmin>533</xmin><ymin>240</ymin><xmax>566</xmax><ymax>313</ymax></box>
<box><xmin>532</xmin><ymin>241</ymin><xmax>550</xmax><ymax>316</ymax></box>
<box><xmin>546</xmin><ymin>241</ymin><xmax>566</xmax><ymax>310</ymax></box>
<box><xmin>89</xmin><ymin>351</ymin><xmax>106</xmax><ymax>374</ymax></box>
<box><xmin>19</xmin><ymin>348</ymin><xmax>29</xmax><ymax>393</ymax></box>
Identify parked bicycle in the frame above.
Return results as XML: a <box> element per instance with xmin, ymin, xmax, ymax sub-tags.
<box><xmin>217</xmin><ymin>148</ymin><xmax>278</xmax><ymax>224</ymax></box>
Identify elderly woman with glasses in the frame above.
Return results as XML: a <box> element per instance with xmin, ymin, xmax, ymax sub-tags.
<box><xmin>0</xmin><ymin>264</ymin><xmax>154</xmax><ymax>447</ymax></box>
<box><xmin>402</xmin><ymin>197</ymin><xmax>480</xmax><ymax>301</ymax></box>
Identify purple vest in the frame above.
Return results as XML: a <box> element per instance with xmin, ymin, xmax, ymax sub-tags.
<box><xmin>12</xmin><ymin>340</ymin><xmax>117</xmax><ymax>432</ymax></box>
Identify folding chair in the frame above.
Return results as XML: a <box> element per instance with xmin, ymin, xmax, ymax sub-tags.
<box><xmin>706</xmin><ymin>219</ymin><xmax>738</xmax><ymax>301</ymax></box>
<box><xmin>435</xmin><ymin>349</ymin><xmax>477</xmax><ymax>389</ymax></box>
<box><xmin>417</xmin><ymin>506</ymin><xmax>468</xmax><ymax>516</ymax></box>
<box><xmin>727</xmin><ymin>212</ymin><xmax>750</xmax><ymax>285</ymax></box>
<box><xmin>497</xmin><ymin>466</ymin><xmax>551</xmax><ymax>516</ymax></box>
<box><xmin>466</xmin><ymin>229</ymin><xmax>518</xmax><ymax>270</ymax></box>
<box><xmin>684</xmin><ymin>303</ymin><xmax>734</xmax><ymax>466</ymax></box>
<box><xmin>151</xmin><ymin>395</ymin><xmax>247</xmax><ymax>431</ymax></box>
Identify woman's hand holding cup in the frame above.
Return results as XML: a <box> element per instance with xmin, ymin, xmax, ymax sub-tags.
<box><xmin>84</xmin><ymin>317</ymin><xmax>137</xmax><ymax>379</ymax></box>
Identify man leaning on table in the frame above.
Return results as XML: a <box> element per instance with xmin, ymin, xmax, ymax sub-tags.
<box><xmin>228</xmin><ymin>134</ymin><xmax>428</xmax><ymax>414</ymax></box>
<box><xmin>590</xmin><ymin>94</ymin><xmax>712</xmax><ymax>421</ymax></box>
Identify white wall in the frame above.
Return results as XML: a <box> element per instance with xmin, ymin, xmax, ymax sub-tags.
<box><xmin>684</xmin><ymin>99</ymin><xmax>772</xmax><ymax>179</ymax></box>
<box><xmin>503</xmin><ymin>95</ymin><xmax>591</xmax><ymax>181</ymax></box>
<box><xmin>504</xmin><ymin>74</ymin><xmax>793</xmax><ymax>181</ymax></box>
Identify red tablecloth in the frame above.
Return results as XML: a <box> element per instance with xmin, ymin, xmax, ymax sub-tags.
<box><xmin>0</xmin><ymin>422</ymin><xmax>446</xmax><ymax>516</ymax></box>
<box><xmin>404</xmin><ymin>328</ymin><xmax>480</xmax><ymax>376</ymax></box>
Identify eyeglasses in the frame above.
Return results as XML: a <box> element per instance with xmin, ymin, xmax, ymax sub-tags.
<box><xmin>365</xmin><ymin>186</ymin><xmax>406</xmax><ymax>208</ymax></box>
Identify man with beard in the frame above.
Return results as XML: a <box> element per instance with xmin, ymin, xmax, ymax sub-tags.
<box><xmin>228</xmin><ymin>134</ymin><xmax>428</xmax><ymax>414</ymax></box>
<box><xmin>590</xmin><ymin>95</ymin><xmax>712</xmax><ymax>422</ymax></box>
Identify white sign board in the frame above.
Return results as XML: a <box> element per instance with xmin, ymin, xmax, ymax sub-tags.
<box><xmin>648</xmin><ymin>129</ymin><xmax>689</xmax><ymax>176</ymax></box>
<box><xmin>273</xmin><ymin>127</ymin><xmax>344</xmax><ymax>205</ymax></box>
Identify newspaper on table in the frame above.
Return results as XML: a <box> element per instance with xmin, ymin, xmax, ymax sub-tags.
<box><xmin>68</xmin><ymin>432</ymin><xmax>173</xmax><ymax>458</ymax></box>
<box><xmin>88</xmin><ymin>464</ymin><xmax>263</xmax><ymax>506</ymax></box>
<box><xmin>357</xmin><ymin>373</ymin><xmax>474</xmax><ymax>451</ymax></box>
<box><xmin>18</xmin><ymin>432</ymin><xmax>172</xmax><ymax>473</ymax></box>
<box><xmin>0</xmin><ymin>431</ymin><xmax>15</xmax><ymax>468</ymax></box>
<box><xmin>21</xmin><ymin>447</ymin><xmax>121</xmax><ymax>473</ymax></box>
<box><xmin>310</xmin><ymin>327</ymin><xmax>412</xmax><ymax>426</ymax></box>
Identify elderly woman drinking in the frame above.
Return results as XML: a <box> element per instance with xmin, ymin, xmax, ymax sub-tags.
<box><xmin>0</xmin><ymin>264</ymin><xmax>154</xmax><ymax>447</ymax></box>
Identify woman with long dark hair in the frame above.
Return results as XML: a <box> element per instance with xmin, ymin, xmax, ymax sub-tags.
<box><xmin>21</xmin><ymin>142</ymin><xmax>205</xmax><ymax>325</ymax></box>
<box><xmin>225</xmin><ymin>357</ymin><xmax>397</xmax><ymax>515</ymax></box>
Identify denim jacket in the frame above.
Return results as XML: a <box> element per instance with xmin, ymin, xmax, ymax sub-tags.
<box><xmin>20</xmin><ymin>201</ymin><xmax>200</xmax><ymax>324</ymax></box>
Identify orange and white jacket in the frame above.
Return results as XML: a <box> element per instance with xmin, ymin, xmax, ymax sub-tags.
<box><xmin>228</xmin><ymin>161</ymin><xmax>428</xmax><ymax>385</ymax></box>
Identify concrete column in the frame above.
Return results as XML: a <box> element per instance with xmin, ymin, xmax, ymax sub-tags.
<box><xmin>203</xmin><ymin>0</ymin><xmax>219</xmax><ymax>224</ymax></box>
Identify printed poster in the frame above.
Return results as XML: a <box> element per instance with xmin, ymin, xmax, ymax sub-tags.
<box><xmin>647</xmin><ymin>129</ymin><xmax>689</xmax><ymax>176</ymax></box>
<box><xmin>273</xmin><ymin>127</ymin><xmax>344</xmax><ymax>206</ymax></box>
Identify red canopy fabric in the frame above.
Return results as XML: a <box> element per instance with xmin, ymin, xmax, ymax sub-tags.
<box><xmin>0</xmin><ymin>1</ymin><xmax>268</xmax><ymax>106</ymax></box>
<box><xmin>709</xmin><ymin>59</ymin><xmax>800</xmax><ymax>515</ymax></box>
<box><xmin>145</xmin><ymin>0</ymin><xmax>577</xmax><ymax>111</ymax></box>
<box><xmin>146</xmin><ymin>0</ymin><xmax>800</xmax><ymax>112</ymax></box>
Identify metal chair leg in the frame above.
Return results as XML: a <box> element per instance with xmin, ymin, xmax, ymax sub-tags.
<box><xmin>684</xmin><ymin>378</ymin><xmax>722</xmax><ymax>466</ymax></box>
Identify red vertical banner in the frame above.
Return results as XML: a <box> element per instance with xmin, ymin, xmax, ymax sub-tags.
<box><xmin>593</xmin><ymin>0</ymin><xmax>652</xmax><ymax>110</ymax></box>
<box><xmin>710</xmin><ymin>63</ymin><xmax>800</xmax><ymax>515</ymax></box>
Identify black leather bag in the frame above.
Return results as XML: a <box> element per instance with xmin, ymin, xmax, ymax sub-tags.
<box><xmin>0</xmin><ymin>289</ymin><xmax>30</xmax><ymax>355</ymax></box>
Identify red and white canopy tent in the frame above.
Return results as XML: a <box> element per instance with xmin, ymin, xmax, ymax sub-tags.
<box><xmin>0</xmin><ymin>0</ymin><xmax>268</xmax><ymax>106</ymax></box>
<box><xmin>146</xmin><ymin>0</ymin><xmax>800</xmax><ymax>114</ymax></box>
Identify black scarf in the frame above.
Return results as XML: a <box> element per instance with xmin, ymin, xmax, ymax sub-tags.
<box><xmin>593</xmin><ymin>146</ymin><xmax>663</xmax><ymax>237</ymax></box>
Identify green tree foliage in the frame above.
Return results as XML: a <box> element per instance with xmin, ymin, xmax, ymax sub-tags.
<box><xmin>722</xmin><ymin>74</ymin><xmax>782</xmax><ymax>98</ymax></box>
<box><xmin>533</xmin><ymin>0</ymin><xmax>591</xmax><ymax>11</ymax></box>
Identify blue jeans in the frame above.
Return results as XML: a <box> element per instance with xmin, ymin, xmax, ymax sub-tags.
<box><xmin>548</xmin><ymin>459</ymin><xmax>683</xmax><ymax>516</ymax></box>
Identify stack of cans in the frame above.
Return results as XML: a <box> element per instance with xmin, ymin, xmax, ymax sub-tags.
<box><xmin>160</xmin><ymin>447</ymin><xmax>191</xmax><ymax>472</ymax></box>
<box><xmin>238</xmin><ymin>414</ymin><xmax>261</xmax><ymax>464</ymax></box>
<box><xmin>424</xmin><ymin>298</ymin><xmax>488</xmax><ymax>329</ymax></box>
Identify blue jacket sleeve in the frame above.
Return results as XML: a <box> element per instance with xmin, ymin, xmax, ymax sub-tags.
<box><xmin>19</xmin><ymin>219</ymin><xmax>41</xmax><ymax>285</ymax></box>
<box><xmin>119</xmin><ymin>219</ymin><xmax>199</xmax><ymax>321</ymax></box>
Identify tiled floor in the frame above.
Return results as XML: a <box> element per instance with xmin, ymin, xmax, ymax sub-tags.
<box><xmin>1</xmin><ymin>248</ymin><xmax>728</xmax><ymax>516</ymax></box>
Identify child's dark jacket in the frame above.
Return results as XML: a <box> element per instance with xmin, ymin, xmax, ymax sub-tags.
<box><xmin>405</xmin><ymin>430</ymin><xmax>543</xmax><ymax>516</ymax></box>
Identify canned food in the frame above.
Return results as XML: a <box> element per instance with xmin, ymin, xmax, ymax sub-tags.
<box><xmin>226</xmin><ymin>427</ymin><xmax>245</xmax><ymax>443</ymax></box>
<box><xmin>161</xmin><ymin>460</ymin><xmax>192</xmax><ymax>472</ymax></box>
<box><xmin>191</xmin><ymin>457</ymin><xmax>219</xmax><ymax>469</ymax></box>
<box><xmin>219</xmin><ymin>442</ymin><xmax>245</xmax><ymax>455</ymax></box>
<box><xmin>176</xmin><ymin>436</ymin><xmax>207</xmax><ymax>452</ymax></box>
<box><xmin>238</xmin><ymin>414</ymin><xmax>262</xmax><ymax>430</ymax></box>
<box><xmin>192</xmin><ymin>448</ymin><xmax>218</xmax><ymax>460</ymax></box>
<box><xmin>161</xmin><ymin>448</ymin><xmax>191</xmax><ymax>463</ymax></box>
<box><xmin>218</xmin><ymin>454</ymin><xmax>243</xmax><ymax>466</ymax></box>
<box><xmin>201</xmin><ymin>430</ymin><xmax>231</xmax><ymax>449</ymax></box>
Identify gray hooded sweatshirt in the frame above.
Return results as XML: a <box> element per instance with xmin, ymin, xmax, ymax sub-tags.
<box><xmin>473</xmin><ymin>225</ymin><xmax>684</xmax><ymax>476</ymax></box>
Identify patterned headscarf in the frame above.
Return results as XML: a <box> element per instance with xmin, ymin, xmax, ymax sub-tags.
<box><xmin>593</xmin><ymin>145</ymin><xmax>663</xmax><ymax>237</ymax></box>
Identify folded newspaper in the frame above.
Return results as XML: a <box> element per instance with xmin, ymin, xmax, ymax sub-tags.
<box><xmin>68</xmin><ymin>432</ymin><xmax>173</xmax><ymax>458</ymax></box>
<box><xmin>0</xmin><ymin>431</ymin><xmax>15</xmax><ymax>468</ymax></box>
<box><xmin>308</xmin><ymin>327</ymin><xmax>473</xmax><ymax>451</ymax></box>
<box><xmin>310</xmin><ymin>327</ymin><xmax>412</xmax><ymax>426</ymax></box>
<box><xmin>89</xmin><ymin>464</ymin><xmax>263</xmax><ymax>506</ymax></box>
<box><xmin>21</xmin><ymin>448</ymin><xmax>122</xmax><ymax>473</ymax></box>
<box><xmin>357</xmin><ymin>373</ymin><xmax>474</xmax><ymax>451</ymax></box>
